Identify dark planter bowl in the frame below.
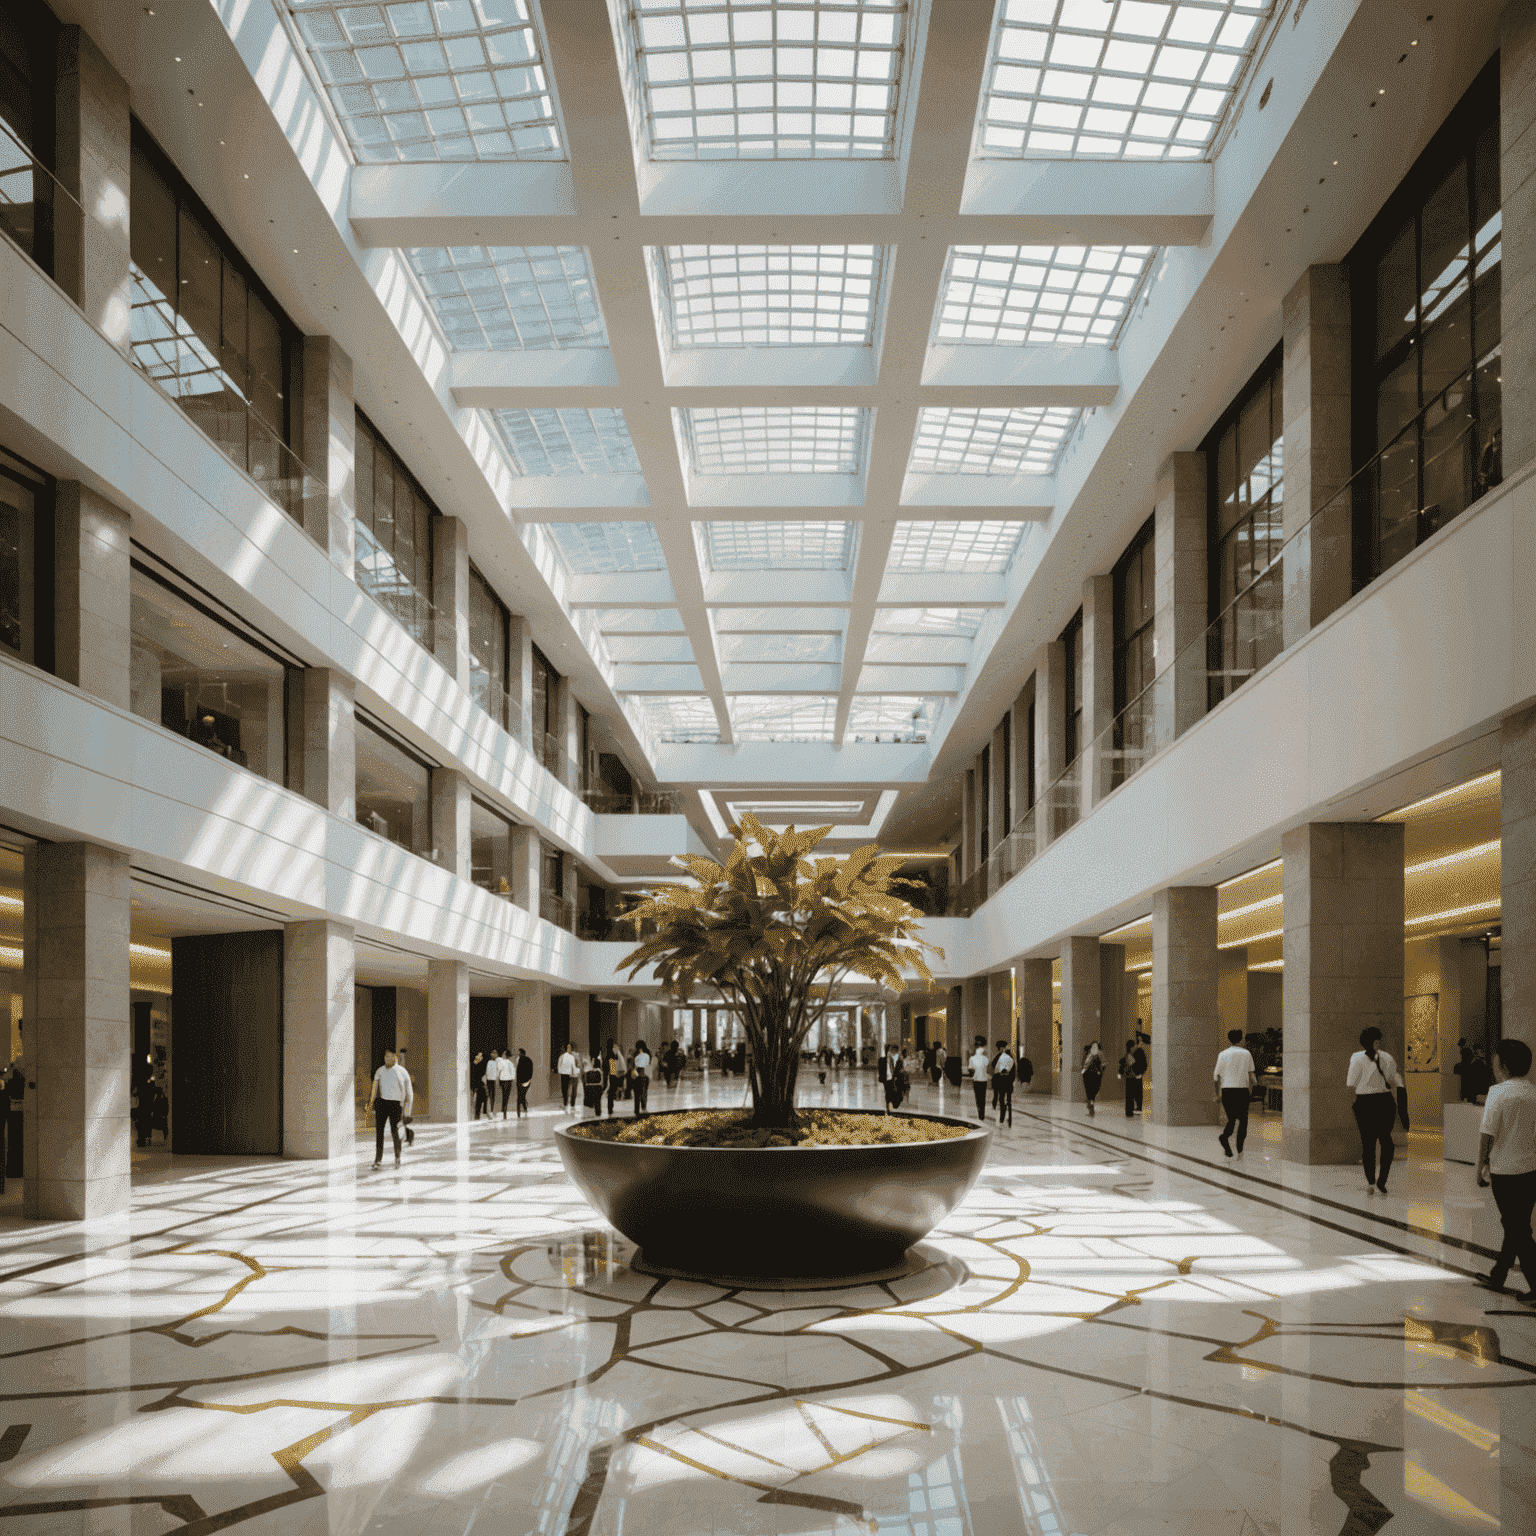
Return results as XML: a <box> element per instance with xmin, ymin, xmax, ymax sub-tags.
<box><xmin>554</xmin><ymin>1108</ymin><xmax>990</xmax><ymax>1279</ymax></box>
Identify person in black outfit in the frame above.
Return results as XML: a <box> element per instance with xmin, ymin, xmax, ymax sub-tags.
<box><xmin>514</xmin><ymin>1048</ymin><xmax>534</xmax><ymax>1117</ymax></box>
<box><xmin>1119</xmin><ymin>1038</ymin><xmax>1147</xmax><ymax>1117</ymax></box>
<box><xmin>471</xmin><ymin>1052</ymin><xmax>488</xmax><ymax>1119</ymax></box>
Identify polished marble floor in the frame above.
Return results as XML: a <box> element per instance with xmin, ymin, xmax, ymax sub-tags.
<box><xmin>2</xmin><ymin>1071</ymin><xmax>1533</xmax><ymax>1535</ymax></box>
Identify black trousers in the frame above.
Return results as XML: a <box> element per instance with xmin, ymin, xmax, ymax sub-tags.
<box><xmin>559</xmin><ymin>1073</ymin><xmax>575</xmax><ymax>1108</ymax></box>
<box><xmin>1489</xmin><ymin>1170</ymin><xmax>1536</xmax><ymax>1289</ymax></box>
<box><xmin>633</xmin><ymin>1077</ymin><xmax>649</xmax><ymax>1114</ymax></box>
<box><xmin>1352</xmin><ymin>1094</ymin><xmax>1396</xmax><ymax>1185</ymax></box>
<box><xmin>995</xmin><ymin>1083</ymin><xmax>1013</xmax><ymax>1126</ymax></box>
<box><xmin>1083</xmin><ymin>1070</ymin><xmax>1103</xmax><ymax>1104</ymax></box>
<box><xmin>1220</xmin><ymin>1087</ymin><xmax>1250</xmax><ymax>1150</ymax></box>
<box><xmin>473</xmin><ymin>1083</ymin><xmax>487</xmax><ymax>1118</ymax></box>
<box><xmin>374</xmin><ymin>1100</ymin><xmax>402</xmax><ymax>1161</ymax></box>
<box><xmin>1124</xmin><ymin>1076</ymin><xmax>1143</xmax><ymax>1116</ymax></box>
<box><xmin>516</xmin><ymin>1082</ymin><xmax>529</xmax><ymax>1115</ymax></box>
<box><xmin>972</xmin><ymin>1081</ymin><xmax>988</xmax><ymax>1119</ymax></box>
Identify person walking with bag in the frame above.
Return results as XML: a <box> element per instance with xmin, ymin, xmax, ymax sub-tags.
<box><xmin>1118</xmin><ymin>1037</ymin><xmax>1147</xmax><ymax>1117</ymax></box>
<box><xmin>1475</xmin><ymin>1038</ymin><xmax>1536</xmax><ymax>1303</ymax></box>
<box><xmin>514</xmin><ymin>1047</ymin><xmax>534</xmax><ymax>1117</ymax></box>
<box><xmin>1214</xmin><ymin>1029</ymin><xmax>1257</xmax><ymax>1157</ymax></box>
<box><xmin>1081</xmin><ymin>1041</ymin><xmax>1105</xmax><ymax>1115</ymax></box>
<box><xmin>1346</xmin><ymin>1026</ymin><xmax>1403</xmax><ymax>1194</ymax></box>
<box><xmin>631</xmin><ymin>1041</ymin><xmax>651</xmax><ymax>1115</ymax></box>
<box><xmin>471</xmin><ymin>1051</ymin><xmax>488</xmax><ymax>1119</ymax></box>
<box><xmin>369</xmin><ymin>1048</ymin><xmax>411</xmax><ymax>1167</ymax></box>
<box><xmin>605</xmin><ymin>1041</ymin><xmax>626</xmax><ymax>1116</ymax></box>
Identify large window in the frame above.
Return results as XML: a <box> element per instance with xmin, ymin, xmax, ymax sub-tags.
<box><xmin>1351</xmin><ymin>58</ymin><xmax>1501</xmax><ymax>580</ymax></box>
<box><xmin>0</xmin><ymin>448</ymin><xmax>47</xmax><ymax>667</ymax></box>
<box><xmin>531</xmin><ymin>643</ymin><xmax>560</xmax><ymax>775</ymax></box>
<box><xmin>1061</xmin><ymin>608</ymin><xmax>1083</xmax><ymax>766</ymax></box>
<box><xmin>355</xmin><ymin>714</ymin><xmax>432</xmax><ymax>856</ymax></box>
<box><xmin>468</xmin><ymin>562</ymin><xmax>509</xmax><ymax>728</ymax></box>
<box><xmin>0</xmin><ymin>1</ymin><xmax>59</xmax><ymax>271</ymax></box>
<box><xmin>128</xmin><ymin>124</ymin><xmax>305</xmax><ymax>518</ymax></box>
<box><xmin>1112</xmin><ymin>514</ymin><xmax>1155</xmax><ymax>788</ymax></box>
<box><xmin>1205</xmin><ymin>349</ymin><xmax>1283</xmax><ymax>710</ymax></box>
<box><xmin>355</xmin><ymin>412</ymin><xmax>437</xmax><ymax>651</ymax></box>
<box><xmin>471</xmin><ymin>797</ymin><xmax>515</xmax><ymax>897</ymax></box>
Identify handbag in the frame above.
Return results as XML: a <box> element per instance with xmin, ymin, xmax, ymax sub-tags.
<box><xmin>1396</xmin><ymin>1086</ymin><xmax>1411</xmax><ymax>1132</ymax></box>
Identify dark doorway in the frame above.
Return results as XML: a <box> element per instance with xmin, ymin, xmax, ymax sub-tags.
<box><xmin>470</xmin><ymin>996</ymin><xmax>509</xmax><ymax>1062</ymax></box>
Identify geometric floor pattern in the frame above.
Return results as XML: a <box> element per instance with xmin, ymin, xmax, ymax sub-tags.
<box><xmin>2</xmin><ymin>1075</ymin><xmax>1533</xmax><ymax>1534</ymax></box>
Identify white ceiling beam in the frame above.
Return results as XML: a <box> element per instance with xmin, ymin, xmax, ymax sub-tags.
<box><xmin>833</xmin><ymin>0</ymin><xmax>996</xmax><ymax>749</ymax></box>
<box><xmin>705</xmin><ymin>570</ymin><xmax>852</xmax><ymax>607</ymax></box>
<box><xmin>654</xmin><ymin>742</ymin><xmax>932</xmax><ymax>785</ymax></box>
<box><xmin>878</xmin><ymin>573</ymin><xmax>1007</xmax><ymax>605</ymax></box>
<box><xmin>921</xmin><ymin>344</ymin><xmax>1119</xmax><ymax>400</ymax></box>
<box><xmin>566</xmin><ymin>571</ymin><xmax>675</xmax><ymax>608</ymax></box>
<box><xmin>899</xmin><ymin>471</ymin><xmax>1055</xmax><ymax>512</ymax></box>
<box><xmin>722</xmin><ymin>663</ymin><xmax>842</xmax><ymax>693</ymax></box>
<box><xmin>855</xmin><ymin>665</ymin><xmax>965</xmax><ymax>695</ymax></box>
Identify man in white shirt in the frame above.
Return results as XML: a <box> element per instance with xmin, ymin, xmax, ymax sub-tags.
<box><xmin>991</xmin><ymin>1040</ymin><xmax>1016</xmax><ymax>1127</ymax></box>
<box><xmin>556</xmin><ymin>1046</ymin><xmax>578</xmax><ymax>1111</ymax></box>
<box><xmin>369</xmin><ymin>1048</ymin><xmax>412</xmax><ymax>1167</ymax></box>
<box><xmin>1476</xmin><ymin>1038</ymin><xmax>1536</xmax><ymax>1302</ymax></box>
<box><xmin>967</xmin><ymin>1036</ymin><xmax>990</xmax><ymax>1121</ymax></box>
<box><xmin>631</xmin><ymin>1042</ymin><xmax>652</xmax><ymax>1115</ymax></box>
<box><xmin>491</xmin><ymin>1050</ymin><xmax>512</xmax><ymax>1119</ymax></box>
<box><xmin>1213</xmin><ymin>1028</ymin><xmax>1258</xmax><ymax>1158</ymax></box>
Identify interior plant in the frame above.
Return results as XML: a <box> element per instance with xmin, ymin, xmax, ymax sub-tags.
<box><xmin>618</xmin><ymin>813</ymin><xmax>940</xmax><ymax>1134</ymax></box>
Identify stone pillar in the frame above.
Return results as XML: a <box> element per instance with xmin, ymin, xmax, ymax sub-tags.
<box><xmin>987</xmin><ymin>970</ymin><xmax>1012</xmax><ymax>1051</ymax></box>
<box><xmin>1282</xmin><ymin>265</ymin><xmax>1353</xmax><ymax>646</ymax></box>
<box><xmin>54</xmin><ymin>27</ymin><xmax>131</xmax><ymax>350</ymax></box>
<box><xmin>432</xmin><ymin>515</ymin><xmax>470</xmax><ymax>689</ymax></box>
<box><xmin>1504</xmin><ymin>1</ymin><xmax>1536</xmax><ymax>478</ymax></box>
<box><xmin>431</xmin><ymin>768</ymin><xmax>471</xmax><ymax>879</ymax></box>
<box><xmin>1502</xmin><ymin>705</ymin><xmax>1536</xmax><ymax>1053</ymax></box>
<box><xmin>1033</xmin><ymin>640</ymin><xmax>1067</xmax><ymax>850</ymax></box>
<box><xmin>282</xmin><ymin>919</ymin><xmax>355</xmax><ymax>1159</ymax></box>
<box><xmin>1017</xmin><ymin>959</ymin><xmax>1053</xmax><ymax>1088</ymax></box>
<box><xmin>959</xmin><ymin>767</ymin><xmax>974</xmax><ymax>884</ymax></box>
<box><xmin>426</xmin><ymin>959</ymin><xmax>468</xmax><ymax>1123</ymax></box>
<box><xmin>300</xmin><ymin>336</ymin><xmax>356</xmax><ymax>571</ymax></box>
<box><xmin>619</xmin><ymin>998</ymin><xmax>641</xmax><ymax>1052</ymax></box>
<box><xmin>1281</xmin><ymin>823</ymin><xmax>1405</xmax><ymax>1164</ymax></box>
<box><xmin>54</xmin><ymin>482</ymin><xmax>130</xmax><ymax>708</ymax></box>
<box><xmin>297</xmin><ymin>669</ymin><xmax>356</xmax><ymax>819</ymax></box>
<box><xmin>23</xmin><ymin>842</ymin><xmax>131</xmax><ymax>1220</ymax></box>
<box><xmin>510</xmin><ymin>982</ymin><xmax>551</xmax><ymax>1102</ymax></box>
<box><xmin>1153</xmin><ymin>452</ymin><xmax>1208</xmax><ymax>745</ymax></box>
<box><xmin>1058</xmin><ymin>937</ymin><xmax>1100</xmax><ymax>1104</ymax></box>
<box><xmin>510</xmin><ymin>825</ymin><xmax>540</xmax><ymax>915</ymax></box>
<box><xmin>555</xmin><ymin>674</ymin><xmax>581</xmax><ymax>792</ymax></box>
<box><xmin>1080</xmin><ymin>573</ymin><xmax>1114</xmax><ymax>811</ymax></box>
<box><xmin>1099</xmin><ymin>943</ymin><xmax>1126</xmax><ymax>1061</ymax></box>
<box><xmin>507</xmin><ymin>614</ymin><xmax>535</xmax><ymax>749</ymax></box>
<box><xmin>1150</xmin><ymin>888</ymin><xmax>1220</xmax><ymax>1126</ymax></box>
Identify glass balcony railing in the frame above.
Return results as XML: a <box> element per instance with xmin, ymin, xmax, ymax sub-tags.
<box><xmin>540</xmin><ymin>891</ymin><xmax>575</xmax><ymax>932</ymax></box>
<box><xmin>581</xmin><ymin>788</ymin><xmax>683</xmax><ymax>815</ymax></box>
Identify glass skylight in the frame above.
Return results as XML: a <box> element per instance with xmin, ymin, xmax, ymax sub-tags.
<box><xmin>654</xmin><ymin>245</ymin><xmax>884</xmax><ymax>348</ymax></box>
<box><xmin>936</xmin><ymin>244</ymin><xmax>1155</xmax><ymax>346</ymax></box>
<box><xmin>683</xmin><ymin>407</ymin><xmax>868</xmax><ymax>475</ymax></box>
<box><xmin>596</xmin><ymin>609</ymin><xmax>687</xmax><ymax>632</ymax></box>
<box><xmin>286</xmin><ymin>0</ymin><xmax>562</xmax><ymax>163</ymax></box>
<box><xmin>707</xmin><ymin>521</ymin><xmax>854</xmax><ymax>570</ymax></box>
<box><xmin>714</xmin><ymin>608</ymin><xmax>848</xmax><ymax>632</ymax></box>
<box><xmin>888</xmin><ymin>521</ymin><xmax>1025</xmax><ymax>575</ymax></box>
<box><xmin>626</xmin><ymin>1</ymin><xmax>907</xmax><ymax>161</ymax></box>
<box><xmin>909</xmin><ymin>406</ymin><xmax>1079</xmax><ymax>475</ymax></box>
<box><xmin>978</xmin><ymin>0</ymin><xmax>1273</xmax><ymax>161</ymax></box>
<box><xmin>846</xmin><ymin>695</ymin><xmax>939</xmax><ymax>740</ymax></box>
<box><xmin>729</xmin><ymin>694</ymin><xmax>837</xmax><ymax>742</ymax></box>
<box><xmin>638</xmin><ymin>695</ymin><xmax>721</xmax><ymax>742</ymax></box>
<box><xmin>874</xmin><ymin>607</ymin><xmax>987</xmax><ymax>638</ymax></box>
<box><xmin>493</xmin><ymin>408</ymin><xmax>641</xmax><ymax>476</ymax></box>
<box><xmin>544</xmin><ymin>522</ymin><xmax>667</xmax><ymax>574</ymax></box>
<box><xmin>407</xmin><ymin>246</ymin><xmax>604</xmax><ymax>350</ymax></box>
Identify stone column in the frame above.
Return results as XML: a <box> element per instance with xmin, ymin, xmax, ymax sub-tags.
<box><xmin>297</xmin><ymin>669</ymin><xmax>356</xmax><ymax>818</ymax></box>
<box><xmin>1017</xmin><ymin>959</ymin><xmax>1053</xmax><ymax>1090</ymax></box>
<box><xmin>426</xmin><ymin>958</ymin><xmax>468</xmax><ymax>1123</ymax></box>
<box><xmin>507</xmin><ymin>614</ymin><xmax>535</xmax><ymax>749</ymax></box>
<box><xmin>1151</xmin><ymin>888</ymin><xmax>1220</xmax><ymax>1126</ymax></box>
<box><xmin>1153</xmin><ymin>452</ymin><xmax>1208</xmax><ymax>745</ymax></box>
<box><xmin>1504</xmin><ymin>1</ymin><xmax>1536</xmax><ymax>478</ymax></box>
<box><xmin>987</xmin><ymin>970</ymin><xmax>1012</xmax><ymax>1051</ymax></box>
<box><xmin>945</xmin><ymin>985</ymin><xmax>963</xmax><ymax>1057</ymax></box>
<box><xmin>1282</xmin><ymin>265</ymin><xmax>1353</xmax><ymax>646</ymax></box>
<box><xmin>1033</xmin><ymin>640</ymin><xmax>1067</xmax><ymax>850</ymax></box>
<box><xmin>555</xmin><ymin>674</ymin><xmax>582</xmax><ymax>792</ymax></box>
<box><xmin>1281</xmin><ymin>823</ymin><xmax>1405</xmax><ymax>1164</ymax></box>
<box><xmin>23</xmin><ymin>842</ymin><xmax>131</xmax><ymax>1220</ymax></box>
<box><xmin>510</xmin><ymin>982</ymin><xmax>551</xmax><ymax>1103</ymax></box>
<box><xmin>431</xmin><ymin>768</ymin><xmax>471</xmax><ymax>879</ymax></box>
<box><xmin>300</xmin><ymin>336</ymin><xmax>356</xmax><ymax>571</ymax></box>
<box><xmin>432</xmin><ymin>515</ymin><xmax>470</xmax><ymax>689</ymax></box>
<box><xmin>1502</xmin><ymin>705</ymin><xmax>1536</xmax><ymax>1053</ymax></box>
<box><xmin>510</xmin><ymin>825</ymin><xmax>540</xmax><ymax>915</ymax></box>
<box><xmin>54</xmin><ymin>482</ymin><xmax>130</xmax><ymax>708</ymax></box>
<box><xmin>1058</xmin><ymin>937</ymin><xmax>1100</xmax><ymax>1104</ymax></box>
<box><xmin>1080</xmin><ymin>573</ymin><xmax>1114</xmax><ymax>811</ymax></box>
<box><xmin>282</xmin><ymin>919</ymin><xmax>355</xmax><ymax>1159</ymax></box>
<box><xmin>959</xmin><ymin>767</ymin><xmax>974</xmax><ymax>885</ymax></box>
<box><xmin>619</xmin><ymin>998</ymin><xmax>641</xmax><ymax>1051</ymax></box>
<box><xmin>54</xmin><ymin>27</ymin><xmax>131</xmax><ymax>349</ymax></box>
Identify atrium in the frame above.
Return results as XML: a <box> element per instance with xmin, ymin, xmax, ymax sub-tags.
<box><xmin>1</xmin><ymin>0</ymin><xmax>1534</xmax><ymax>1531</ymax></box>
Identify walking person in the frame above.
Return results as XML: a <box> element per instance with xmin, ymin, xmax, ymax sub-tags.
<box><xmin>499</xmin><ymin>1050</ymin><xmax>515</xmax><ymax>1118</ymax></box>
<box><xmin>935</xmin><ymin>1042</ymin><xmax>947</xmax><ymax>1090</ymax></box>
<box><xmin>925</xmin><ymin>1042</ymin><xmax>939</xmax><ymax>1086</ymax></box>
<box><xmin>605</xmin><ymin>1040</ymin><xmax>626</xmax><ymax>1116</ymax></box>
<box><xmin>582</xmin><ymin>1055</ymin><xmax>606</xmax><ymax>1117</ymax></box>
<box><xmin>632</xmin><ymin>1040</ymin><xmax>651</xmax><ymax>1115</ymax></box>
<box><xmin>396</xmin><ymin>1050</ymin><xmax>415</xmax><ymax>1145</ymax></box>
<box><xmin>557</xmin><ymin>1043</ymin><xmax>578</xmax><ymax>1111</ymax></box>
<box><xmin>878</xmin><ymin>1043</ymin><xmax>905</xmax><ymax>1112</ymax></box>
<box><xmin>483</xmin><ymin>1050</ymin><xmax>500</xmax><ymax>1118</ymax></box>
<box><xmin>369</xmin><ymin>1047</ymin><xmax>411</xmax><ymax>1167</ymax></box>
<box><xmin>1081</xmin><ymin>1041</ymin><xmax>1105</xmax><ymax>1114</ymax></box>
<box><xmin>967</xmin><ymin>1035</ymin><xmax>990</xmax><ymax>1121</ymax></box>
<box><xmin>1475</xmin><ymin>1039</ymin><xmax>1536</xmax><ymax>1303</ymax></box>
<box><xmin>1118</xmin><ymin>1037</ymin><xmax>1147</xmax><ymax>1117</ymax></box>
<box><xmin>471</xmin><ymin>1051</ymin><xmax>488</xmax><ymax>1119</ymax></box>
<box><xmin>514</xmin><ymin>1047</ymin><xmax>534</xmax><ymax>1117</ymax></box>
<box><xmin>1214</xmin><ymin>1028</ymin><xmax>1258</xmax><ymax>1157</ymax></box>
<box><xmin>1346</xmin><ymin>1026</ymin><xmax>1403</xmax><ymax>1194</ymax></box>
<box><xmin>991</xmin><ymin>1040</ymin><xmax>1016</xmax><ymax>1127</ymax></box>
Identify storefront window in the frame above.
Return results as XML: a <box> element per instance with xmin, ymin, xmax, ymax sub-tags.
<box><xmin>0</xmin><ymin>1</ymin><xmax>58</xmax><ymax>271</ymax></box>
<box><xmin>0</xmin><ymin>448</ymin><xmax>45</xmax><ymax>665</ymax></box>
<box><xmin>355</xmin><ymin>412</ymin><xmax>436</xmax><ymax>651</ymax></box>
<box><xmin>1112</xmin><ymin>514</ymin><xmax>1155</xmax><ymax>787</ymax></box>
<box><xmin>129</xmin><ymin>563</ymin><xmax>291</xmax><ymax>783</ymax></box>
<box><xmin>471</xmin><ymin>797</ymin><xmax>515</xmax><ymax>896</ymax></box>
<box><xmin>355</xmin><ymin>715</ymin><xmax>432</xmax><ymax>855</ymax></box>
<box><xmin>468</xmin><ymin>563</ymin><xmax>508</xmax><ymax>727</ymax></box>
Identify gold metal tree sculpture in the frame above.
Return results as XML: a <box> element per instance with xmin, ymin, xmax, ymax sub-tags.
<box><xmin>618</xmin><ymin>814</ymin><xmax>940</xmax><ymax>1131</ymax></box>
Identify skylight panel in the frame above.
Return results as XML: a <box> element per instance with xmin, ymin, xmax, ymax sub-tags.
<box><xmin>407</xmin><ymin>246</ymin><xmax>604</xmax><ymax>350</ymax></box>
<box><xmin>936</xmin><ymin>244</ymin><xmax>1155</xmax><ymax>347</ymax></box>
<box><xmin>874</xmin><ymin>608</ymin><xmax>987</xmax><ymax>638</ymax></box>
<box><xmin>910</xmin><ymin>406</ymin><xmax>1079</xmax><ymax>476</ymax></box>
<box><xmin>978</xmin><ymin>0</ymin><xmax>1274</xmax><ymax>161</ymax></box>
<box><xmin>846</xmin><ymin>695</ymin><xmax>939</xmax><ymax>740</ymax></box>
<box><xmin>544</xmin><ymin>522</ymin><xmax>667</xmax><ymax>574</ymax></box>
<box><xmin>888</xmin><ymin>521</ymin><xmax>1025</xmax><ymax>575</ymax></box>
<box><xmin>683</xmin><ymin>407</ymin><xmax>868</xmax><ymax>475</ymax></box>
<box><xmin>627</xmin><ymin>1</ymin><xmax>907</xmax><ymax>161</ymax></box>
<box><xmin>637</xmin><ymin>695</ymin><xmax>721</xmax><ymax>742</ymax></box>
<box><xmin>596</xmin><ymin>609</ymin><xmax>687</xmax><ymax>632</ymax></box>
<box><xmin>493</xmin><ymin>408</ymin><xmax>641</xmax><ymax>475</ymax></box>
<box><xmin>707</xmin><ymin>521</ymin><xmax>854</xmax><ymax>570</ymax></box>
<box><xmin>714</xmin><ymin>608</ymin><xmax>848</xmax><ymax>632</ymax></box>
<box><xmin>729</xmin><ymin>695</ymin><xmax>837</xmax><ymax>742</ymax></box>
<box><xmin>655</xmin><ymin>245</ymin><xmax>884</xmax><ymax>348</ymax></box>
<box><xmin>286</xmin><ymin>0</ymin><xmax>563</xmax><ymax>163</ymax></box>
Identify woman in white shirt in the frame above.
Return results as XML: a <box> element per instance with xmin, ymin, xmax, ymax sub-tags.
<box><xmin>1346</xmin><ymin>1026</ymin><xmax>1403</xmax><ymax>1194</ymax></box>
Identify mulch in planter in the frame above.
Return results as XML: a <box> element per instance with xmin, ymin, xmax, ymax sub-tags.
<box><xmin>567</xmin><ymin>1107</ymin><xmax>972</xmax><ymax>1149</ymax></box>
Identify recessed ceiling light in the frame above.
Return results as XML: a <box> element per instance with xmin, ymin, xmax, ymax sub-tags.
<box><xmin>174</xmin><ymin>56</ymin><xmax>181</xmax><ymax>62</ymax></box>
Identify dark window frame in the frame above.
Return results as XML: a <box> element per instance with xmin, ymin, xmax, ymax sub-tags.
<box><xmin>354</xmin><ymin>409</ymin><xmax>438</xmax><ymax>651</ymax></box>
<box><xmin>1061</xmin><ymin>608</ymin><xmax>1083</xmax><ymax>766</ymax></box>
